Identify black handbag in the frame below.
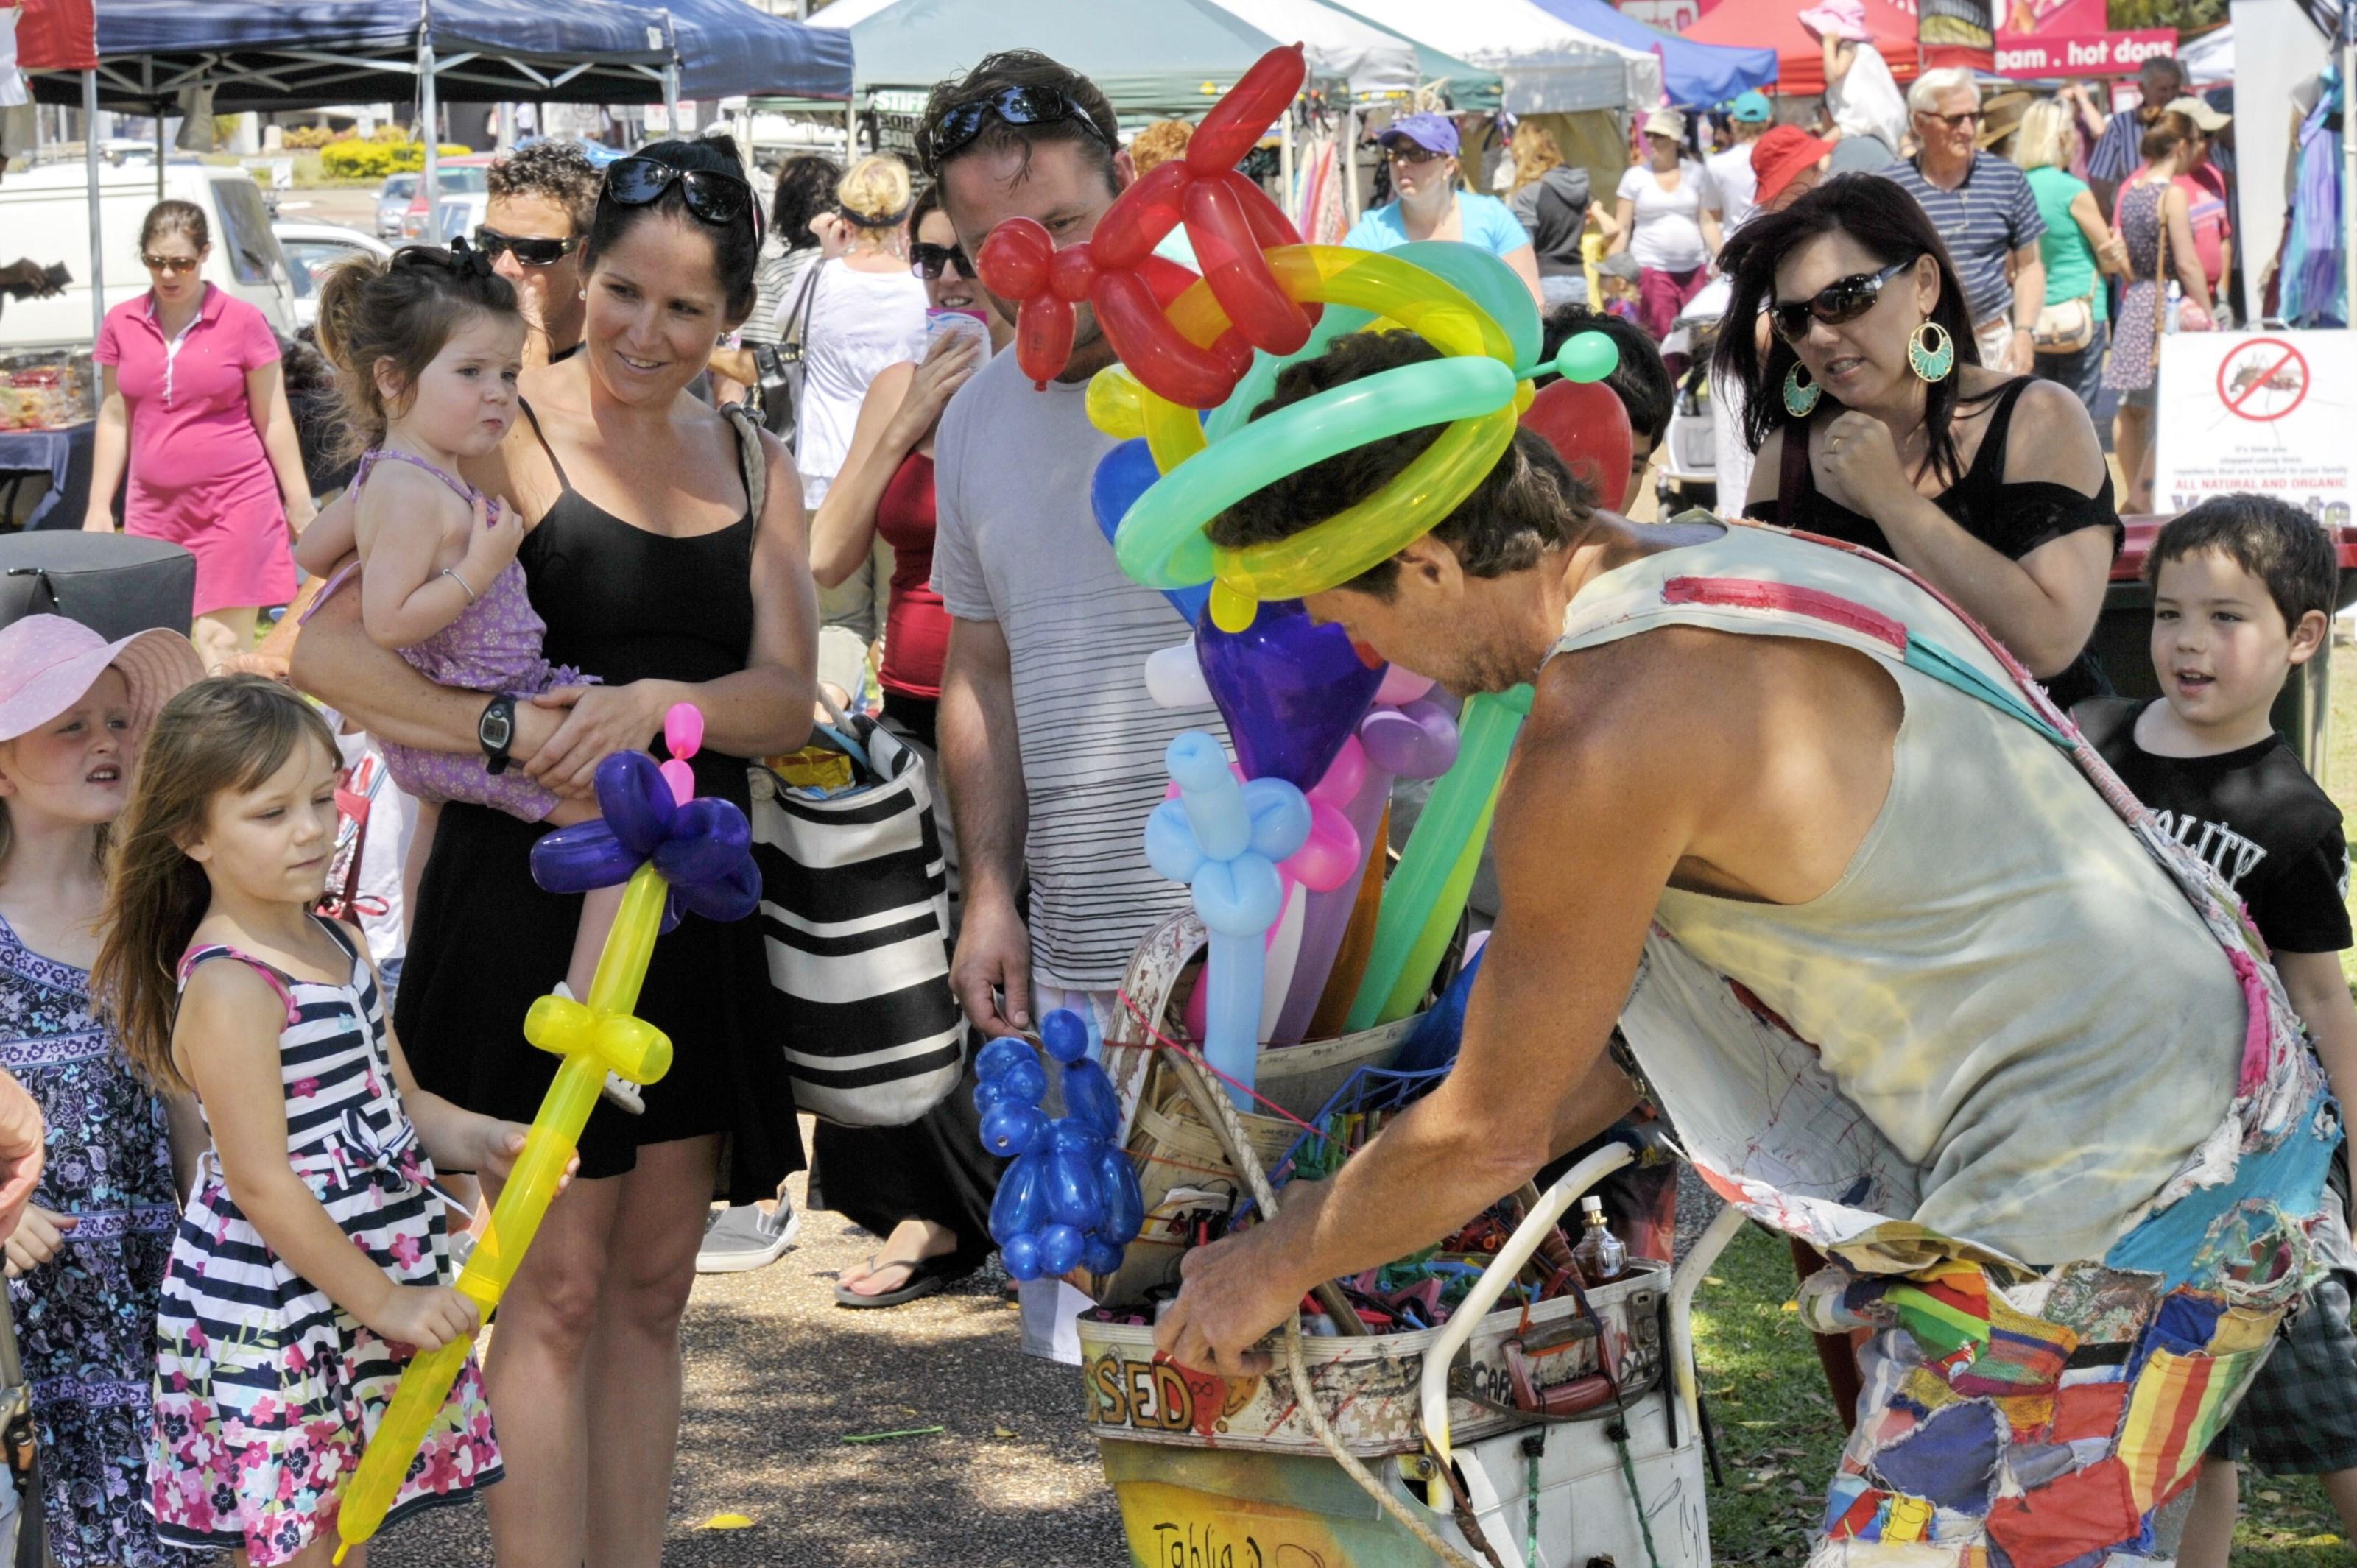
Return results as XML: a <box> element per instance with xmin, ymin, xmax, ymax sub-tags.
<box><xmin>755</xmin><ymin>264</ymin><xmax>823</xmax><ymax>444</ymax></box>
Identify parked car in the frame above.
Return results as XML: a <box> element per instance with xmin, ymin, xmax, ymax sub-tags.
<box><xmin>398</xmin><ymin>157</ymin><xmax>494</xmax><ymax>241</ymax></box>
<box><xmin>273</xmin><ymin>222</ymin><xmax>395</xmax><ymax>331</ymax></box>
<box><xmin>0</xmin><ymin>163</ymin><xmax>297</xmax><ymax>351</ymax></box>
<box><xmin>374</xmin><ymin>172</ymin><xmax>420</xmax><ymax>240</ymax></box>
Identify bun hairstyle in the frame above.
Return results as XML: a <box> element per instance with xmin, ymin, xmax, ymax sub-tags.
<box><xmin>138</xmin><ymin>199</ymin><xmax>209</xmax><ymax>255</ymax></box>
<box><xmin>312</xmin><ymin>244</ymin><xmax>519</xmax><ymax>463</ymax></box>
<box><xmin>581</xmin><ymin>135</ymin><xmax>761</xmax><ymax>324</ymax></box>
<box><xmin>836</xmin><ymin>154</ymin><xmax>914</xmax><ymax>231</ymax></box>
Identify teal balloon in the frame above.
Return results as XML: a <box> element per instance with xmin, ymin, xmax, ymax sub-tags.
<box><xmin>1205</xmin><ymin>303</ymin><xmax>1375</xmax><ymax>444</ymax></box>
<box><xmin>1557</xmin><ymin>331</ymin><xmax>1621</xmax><ymax>385</ymax></box>
<box><xmin>1389</xmin><ymin>241</ymin><xmax>1541</xmax><ymax>372</ymax></box>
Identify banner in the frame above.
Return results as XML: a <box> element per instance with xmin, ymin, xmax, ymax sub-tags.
<box><xmin>2153</xmin><ymin>331</ymin><xmax>2357</xmax><ymax>527</ymax></box>
<box><xmin>1992</xmin><ymin>29</ymin><xmax>2180</xmax><ymax>77</ymax></box>
<box><xmin>1919</xmin><ymin>0</ymin><xmax>1994</xmax><ymax>52</ymax></box>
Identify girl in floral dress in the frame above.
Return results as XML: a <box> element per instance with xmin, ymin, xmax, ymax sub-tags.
<box><xmin>93</xmin><ymin>677</ymin><xmax>540</xmax><ymax>1567</ymax></box>
<box><xmin>0</xmin><ymin>615</ymin><xmax>202</xmax><ymax>1568</ymax></box>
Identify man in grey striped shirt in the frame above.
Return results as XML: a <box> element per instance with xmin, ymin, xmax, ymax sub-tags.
<box><xmin>925</xmin><ymin>53</ymin><xmax>1225</xmax><ymax>1054</ymax></box>
<box><xmin>1880</xmin><ymin>68</ymin><xmax>2046</xmax><ymax>376</ymax></box>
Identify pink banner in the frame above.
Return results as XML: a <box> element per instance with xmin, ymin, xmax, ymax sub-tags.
<box><xmin>1992</xmin><ymin>27</ymin><xmax>2178</xmax><ymax>77</ymax></box>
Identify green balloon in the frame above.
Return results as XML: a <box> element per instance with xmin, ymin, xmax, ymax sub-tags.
<box><xmin>1205</xmin><ymin>303</ymin><xmax>1375</xmax><ymax>444</ymax></box>
<box><xmin>1557</xmin><ymin>331</ymin><xmax>1621</xmax><ymax>384</ymax></box>
<box><xmin>1389</xmin><ymin>241</ymin><xmax>1542</xmax><ymax>372</ymax></box>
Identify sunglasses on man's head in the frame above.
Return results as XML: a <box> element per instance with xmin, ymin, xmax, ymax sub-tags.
<box><xmin>917</xmin><ymin>85</ymin><xmax>1113</xmax><ymax>174</ymax></box>
<box><xmin>909</xmin><ymin>241</ymin><xmax>972</xmax><ymax>281</ymax></box>
<box><xmin>475</xmin><ymin>227</ymin><xmax>580</xmax><ymax>267</ymax></box>
<box><xmin>142</xmin><ymin>254</ymin><xmax>200</xmax><ymax>275</ymax></box>
<box><xmin>1766</xmin><ymin>259</ymin><xmax>1914</xmax><ymax>343</ymax></box>
<box><xmin>602</xmin><ymin>156</ymin><xmax>760</xmax><ymax>236</ymax></box>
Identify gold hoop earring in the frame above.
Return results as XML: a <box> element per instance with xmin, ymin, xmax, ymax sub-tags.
<box><xmin>1908</xmin><ymin>321</ymin><xmax>1955</xmax><ymax>383</ymax></box>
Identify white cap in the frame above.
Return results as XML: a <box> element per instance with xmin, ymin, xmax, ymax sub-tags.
<box><xmin>1579</xmin><ymin>1196</ymin><xmax>1604</xmax><ymax>1214</ymax></box>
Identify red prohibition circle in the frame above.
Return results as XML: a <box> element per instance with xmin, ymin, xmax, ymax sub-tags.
<box><xmin>2215</xmin><ymin>338</ymin><xmax>2311</xmax><ymax>423</ymax></box>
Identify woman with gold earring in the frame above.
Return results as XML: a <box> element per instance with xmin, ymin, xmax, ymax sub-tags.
<box><xmin>1716</xmin><ymin>174</ymin><xmax>2121</xmax><ymax>708</ymax></box>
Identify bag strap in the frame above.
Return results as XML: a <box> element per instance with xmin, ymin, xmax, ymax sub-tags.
<box><xmin>723</xmin><ymin>401</ymin><xmax>767</xmax><ymax>522</ymax></box>
<box><xmin>1778</xmin><ymin>418</ymin><xmax>1812</xmax><ymax>530</ymax></box>
<box><xmin>2147</xmin><ymin>181</ymin><xmax>2170</xmax><ymax>353</ymax></box>
<box><xmin>781</xmin><ymin>263</ymin><xmax>822</xmax><ymax>354</ymax></box>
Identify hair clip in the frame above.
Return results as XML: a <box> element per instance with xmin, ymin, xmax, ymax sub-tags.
<box><xmin>447</xmin><ymin>234</ymin><xmax>496</xmax><ymax>280</ymax></box>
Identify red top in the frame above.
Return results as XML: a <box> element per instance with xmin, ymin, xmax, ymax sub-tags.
<box><xmin>875</xmin><ymin>451</ymin><xmax>948</xmax><ymax>700</ymax></box>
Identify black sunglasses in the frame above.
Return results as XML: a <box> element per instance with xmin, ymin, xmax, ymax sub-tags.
<box><xmin>475</xmin><ymin>226</ymin><xmax>581</xmax><ymax>267</ymax></box>
<box><xmin>602</xmin><ymin>156</ymin><xmax>760</xmax><ymax>236</ymax></box>
<box><xmin>909</xmin><ymin>241</ymin><xmax>973</xmax><ymax>280</ymax></box>
<box><xmin>917</xmin><ymin>86</ymin><xmax>1112</xmax><ymax>174</ymax></box>
<box><xmin>1767</xmin><ymin>260</ymin><xmax>1914</xmax><ymax>344</ymax></box>
<box><xmin>1918</xmin><ymin>108</ymin><xmax>1983</xmax><ymax>130</ymax></box>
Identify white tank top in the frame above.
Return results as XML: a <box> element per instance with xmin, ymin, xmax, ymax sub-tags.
<box><xmin>1549</xmin><ymin>523</ymin><xmax>2249</xmax><ymax>1266</ymax></box>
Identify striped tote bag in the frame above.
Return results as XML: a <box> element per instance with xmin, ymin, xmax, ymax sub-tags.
<box><xmin>748</xmin><ymin>717</ymin><xmax>965</xmax><ymax>1127</ymax></box>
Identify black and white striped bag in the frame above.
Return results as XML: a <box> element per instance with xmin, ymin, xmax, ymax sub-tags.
<box><xmin>748</xmin><ymin>715</ymin><xmax>965</xmax><ymax>1127</ymax></box>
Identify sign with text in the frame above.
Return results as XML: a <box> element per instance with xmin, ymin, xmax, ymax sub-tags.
<box><xmin>1993</xmin><ymin>28</ymin><xmax>2178</xmax><ymax>76</ymax></box>
<box><xmin>2155</xmin><ymin>331</ymin><xmax>2356</xmax><ymax>526</ymax></box>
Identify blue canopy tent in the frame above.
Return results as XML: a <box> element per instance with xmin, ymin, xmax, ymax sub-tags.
<box><xmin>1525</xmin><ymin>0</ymin><xmax>1776</xmax><ymax>105</ymax></box>
<box><xmin>659</xmin><ymin>0</ymin><xmax>852</xmax><ymax>104</ymax></box>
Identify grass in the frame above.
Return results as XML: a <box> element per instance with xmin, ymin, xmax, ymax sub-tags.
<box><xmin>1683</xmin><ymin>654</ymin><xmax>2357</xmax><ymax>1564</ymax></box>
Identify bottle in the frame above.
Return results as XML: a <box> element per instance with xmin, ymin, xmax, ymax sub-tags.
<box><xmin>1568</xmin><ymin>1196</ymin><xmax>1627</xmax><ymax>1285</ymax></box>
<box><xmin>2164</xmin><ymin>280</ymin><xmax>2183</xmax><ymax>336</ymax></box>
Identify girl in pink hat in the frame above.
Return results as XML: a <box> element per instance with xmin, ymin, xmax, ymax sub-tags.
<box><xmin>0</xmin><ymin>613</ymin><xmax>202</xmax><ymax>1568</ymax></box>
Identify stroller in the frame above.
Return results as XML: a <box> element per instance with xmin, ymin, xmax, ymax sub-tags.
<box><xmin>1655</xmin><ymin>276</ymin><xmax>1730</xmax><ymax>518</ymax></box>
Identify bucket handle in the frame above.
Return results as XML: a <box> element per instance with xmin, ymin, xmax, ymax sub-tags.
<box><xmin>1417</xmin><ymin>1141</ymin><xmax>1633</xmax><ymax>1506</ymax></box>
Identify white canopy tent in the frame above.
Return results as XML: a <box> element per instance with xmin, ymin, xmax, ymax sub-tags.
<box><xmin>2178</xmin><ymin>23</ymin><xmax>2234</xmax><ymax>84</ymax></box>
<box><xmin>1329</xmin><ymin>0</ymin><xmax>1655</xmax><ymax>113</ymax></box>
<box><xmin>1199</xmin><ymin>0</ymin><xmax>1420</xmax><ymax>103</ymax></box>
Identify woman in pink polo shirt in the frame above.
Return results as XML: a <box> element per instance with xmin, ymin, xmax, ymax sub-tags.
<box><xmin>83</xmin><ymin>200</ymin><xmax>313</xmax><ymax>671</ymax></box>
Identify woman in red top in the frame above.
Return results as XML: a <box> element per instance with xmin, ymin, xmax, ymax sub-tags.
<box><xmin>83</xmin><ymin>201</ymin><xmax>314</xmax><ymax>671</ymax></box>
<box><xmin>805</xmin><ymin>185</ymin><xmax>1007</xmax><ymax>1308</ymax></box>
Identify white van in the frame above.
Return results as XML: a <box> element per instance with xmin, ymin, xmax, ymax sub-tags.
<box><xmin>0</xmin><ymin>163</ymin><xmax>297</xmax><ymax>352</ymax></box>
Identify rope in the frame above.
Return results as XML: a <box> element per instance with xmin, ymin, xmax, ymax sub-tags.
<box><xmin>1160</xmin><ymin>1044</ymin><xmax>1494</xmax><ymax>1568</ymax></box>
<box><xmin>1614</xmin><ymin>1425</ymin><xmax>1666</xmax><ymax>1568</ymax></box>
<box><xmin>1116</xmin><ymin>987</ymin><xmax>1325</xmax><ymax>1136</ymax></box>
<box><xmin>1524</xmin><ymin>1441</ymin><xmax>1542</xmax><ymax>1568</ymax></box>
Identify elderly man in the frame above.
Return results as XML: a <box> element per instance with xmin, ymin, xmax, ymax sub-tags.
<box><xmin>2078</xmin><ymin>55</ymin><xmax>2188</xmax><ymax>219</ymax></box>
<box><xmin>1880</xmin><ymin>68</ymin><xmax>2046</xmax><ymax>375</ymax></box>
<box><xmin>1156</xmin><ymin>328</ymin><xmax>2336</xmax><ymax>1562</ymax></box>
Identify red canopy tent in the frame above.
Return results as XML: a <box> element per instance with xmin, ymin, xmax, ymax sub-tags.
<box><xmin>1680</xmin><ymin>0</ymin><xmax>1923</xmax><ymax>98</ymax></box>
<box><xmin>17</xmin><ymin>0</ymin><xmax>99</xmax><ymax>71</ymax></box>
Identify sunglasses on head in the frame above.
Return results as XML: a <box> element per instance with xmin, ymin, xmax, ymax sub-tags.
<box><xmin>1768</xmin><ymin>259</ymin><xmax>1915</xmax><ymax>343</ymax></box>
<box><xmin>602</xmin><ymin>156</ymin><xmax>759</xmax><ymax>236</ymax></box>
<box><xmin>918</xmin><ymin>85</ymin><xmax>1112</xmax><ymax>174</ymax></box>
<box><xmin>142</xmin><ymin>254</ymin><xmax>200</xmax><ymax>275</ymax></box>
<box><xmin>909</xmin><ymin>241</ymin><xmax>972</xmax><ymax>280</ymax></box>
<box><xmin>475</xmin><ymin>227</ymin><xmax>581</xmax><ymax>267</ymax></box>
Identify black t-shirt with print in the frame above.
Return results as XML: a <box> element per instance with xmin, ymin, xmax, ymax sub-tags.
<box><xmin>2075</xmin><ymin>696</ymin><xmax>2353</xmax><ymax>953</ymax></box>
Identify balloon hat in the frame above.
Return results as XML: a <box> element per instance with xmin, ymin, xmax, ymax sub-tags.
<box><xmin>976</xmin><ymin>43</ymin><xmax>1624</xmax><ymax>635</ymax></box>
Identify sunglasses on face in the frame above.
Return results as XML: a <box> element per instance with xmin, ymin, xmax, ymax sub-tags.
<box><xmin>1385</xmin><ymin>144</ymin><xmax>1446</xmax><ymax>166</ymax></box>
<box><xmin>1918</xmin><ymin>108</ymin><xmax>1982</xmax><ymax>130</ymax></box>
<box><xmin>1767</xmin><ymin>259</ymin><xmax>1914</xmax><ymax>344</ymax></box>
<box><xmin>602</xmin><ymin>156</ymin><xmax>759</xmax><ymax>236</ymax></box>
<box><xmin>143</xmin><ymin>255</ymin><xmax>200</xmax><ymax>275</ymax></box>
<box><xmin>918</xmin><ymin>85</ymin><xmax>1113</xmax><ymax>174</ymax></box>
<box><xmin>475</xmin><ymin>227</ymin><xmax>581</xmax><ymax>267</ymax></box>
<box><xmin>909</xmin><ymin>241</ymin><xmax>972</xmax><ymax>280</ymax></box>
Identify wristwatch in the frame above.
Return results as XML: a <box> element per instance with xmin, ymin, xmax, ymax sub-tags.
<box><xmin>478</xmin><ymin>695</ymin><xmax>517</xmax><ymax>777</ymax></box>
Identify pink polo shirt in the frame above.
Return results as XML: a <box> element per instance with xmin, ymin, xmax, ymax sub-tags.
<box><xmin>94</xmin><ymin>284</ymin><xmax>295</xmax><ymax>615</ymax></box>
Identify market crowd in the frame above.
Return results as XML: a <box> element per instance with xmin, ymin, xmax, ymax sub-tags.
<box><xmin>0</xmin><ymin>22</ymin><xmax>2347</xmax><ymax>1568</ymax></box>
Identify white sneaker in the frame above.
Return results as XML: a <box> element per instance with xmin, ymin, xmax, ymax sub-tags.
<box><xmin>696</xmin><ymin>1198</ymin><xmax>801</xmax><ymax>1274</ymax></box>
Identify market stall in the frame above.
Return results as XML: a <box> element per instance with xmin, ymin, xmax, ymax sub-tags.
<box><xmin>1529</xmin><ymin>0</ymin><xmax>1779</xmax><ymax>106</ymax></box>
<box><xmin>1680</xmin><ymin>0</ymin><xmax>1923</xmax><ymax>96</ymax></box>
<box><xmin>1338</xmin><ymin>0</ymin><xmax>1653</xmax><ymax>113</ymax></box>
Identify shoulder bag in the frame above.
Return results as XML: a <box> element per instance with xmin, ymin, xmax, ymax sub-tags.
<box><xmin>753</xmin><ymin>260</ymin><xmax>822</xmax><ymax>445</ymax></box>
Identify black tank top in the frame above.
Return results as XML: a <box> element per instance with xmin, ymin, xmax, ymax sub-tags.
<box><xmin>1744</xmin><ymin>378</ymin><xmax>2120</xmax><ymax>708</ymax></box>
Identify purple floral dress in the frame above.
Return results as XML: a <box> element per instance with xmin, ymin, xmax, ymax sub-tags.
<box><xmin>147</xmin><ymin>919</ymin><xmax>499</xmax><ymax>1564</ymax></box>
<box><xmin>299</xmin><ymin>447</ymin><xmax>591</xmax><ymax>822</ymax></box>
<box><xmin>0</xmin><ymin>914</ymin><xmax>176</xmax><ymax>1568</ymax></box>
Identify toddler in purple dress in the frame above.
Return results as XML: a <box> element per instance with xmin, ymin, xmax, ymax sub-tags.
<box><xmin>304</xmin><ymin>242</ymin><xmax>623</xmax><ymax>1010</ymax></box>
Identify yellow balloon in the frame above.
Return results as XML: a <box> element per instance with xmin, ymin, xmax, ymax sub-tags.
<box><xmin>1084</xmin><ymin>365</ymin><xmax>1149</xmax><ymax>440</ymax></box>
<box><xmin>334</xmin><ymin>864</ymin><xmax>677</xmax><ymax>1563</ymax></box>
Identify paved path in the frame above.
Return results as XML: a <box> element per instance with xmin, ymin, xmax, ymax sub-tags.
<box><xmin>375</xmin><ymin>1155</ymin><xmax>1130</xmax><ymax>1567</ymax></box>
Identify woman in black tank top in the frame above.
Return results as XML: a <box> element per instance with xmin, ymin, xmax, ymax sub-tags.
<box><xmin>287</xmin><ymin>140</ymin><xmax>820</xmax><ymax>1567</ymax></box>
<box><xmin>1715</xmin><ymin>175</ymin><xmax>2121</xmax><ymax>709</ymax></box>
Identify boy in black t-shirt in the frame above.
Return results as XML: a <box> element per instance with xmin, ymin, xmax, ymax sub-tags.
<box><xmin>2074</xmin><ymin>492</ymin><xmax>2357</xmax><ymax>1564</ymax></box>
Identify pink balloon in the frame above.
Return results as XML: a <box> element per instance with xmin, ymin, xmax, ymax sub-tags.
<box><xmin>660</xmin><ymin>757</ymin><xmax>696</xmax><ymax>808</ymax></box>
<box><xmin>1374</xmin><ymin>665</ymin><xmax>1437</xmax><ymax>707</ymax></box>
<box><xmin>1283</xmin><ymin>797</ymin><xmax>1361</xmax><ymax>894</ymax></box>
<box><xmin>663</xmin><ymin>703</ymin><xmax>705</xmax><ymax>762</ymax></box>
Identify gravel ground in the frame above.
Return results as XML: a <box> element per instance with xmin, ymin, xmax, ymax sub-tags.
<box><xmin>371</xmin><ymin>1144</ymin><xmax>1127</xmax><ymax>1567</ymax></box>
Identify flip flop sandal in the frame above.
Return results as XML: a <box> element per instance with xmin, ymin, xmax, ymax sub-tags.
<box><xmin>834</xmin><ymin>1253</ymin><xmax>957</xmax><ymax>1309</ymax></box>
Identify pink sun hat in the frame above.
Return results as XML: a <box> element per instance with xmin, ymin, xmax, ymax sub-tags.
<box><xmin>0</xmin><ymin>615</ymin><xmax>205</xmax><ymax>744</ymax></box>
<box><xmin>1798</xmin><ymin>0</ymin><xmax>1875</xmax><ymax>43</ymax></box>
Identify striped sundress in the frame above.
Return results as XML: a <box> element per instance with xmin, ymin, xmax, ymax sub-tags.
<box><xmin>147</xmin><ymin>918</ymin><xmax>500</xmax><ymax>1564</ymax></box>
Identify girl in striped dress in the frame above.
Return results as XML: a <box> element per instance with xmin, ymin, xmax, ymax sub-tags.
<box><xmin>93</xmin><ymin>677</ymin><xmax>538</xmax><ymax>1567</ymax></box>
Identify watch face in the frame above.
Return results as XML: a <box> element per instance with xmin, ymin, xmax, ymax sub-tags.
<box><xmin>482</xmin><ymin>707</ymin><xmax>513</xmax><ymax>749</ymax></box>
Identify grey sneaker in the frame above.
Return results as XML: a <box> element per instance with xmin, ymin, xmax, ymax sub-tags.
<box><xmin>696</xmin><ymin>1198</ymin><xmax>801</xmax><ymax>1274</ymax></box>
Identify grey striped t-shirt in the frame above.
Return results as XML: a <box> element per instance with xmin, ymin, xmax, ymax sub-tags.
<box><xmin>1881</xmin><ymin>152</ymin><xmax>2046</xmax><ymax>329</ymax></box>
<box><xmin>932</xmin><ymin>348</ymin><xmax>1226</xmax><ymax>990</ymax></box>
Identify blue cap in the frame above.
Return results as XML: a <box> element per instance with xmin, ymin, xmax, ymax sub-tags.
<box><xmin>1730</xmin><ymin>91</ymin><xmax>1772</xmax><ymax>123</ymax></box>
<box><xmin>1381</xmin><ymin>113</ymin><xmax>1459</xmax><ymax>157</ymax></box>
